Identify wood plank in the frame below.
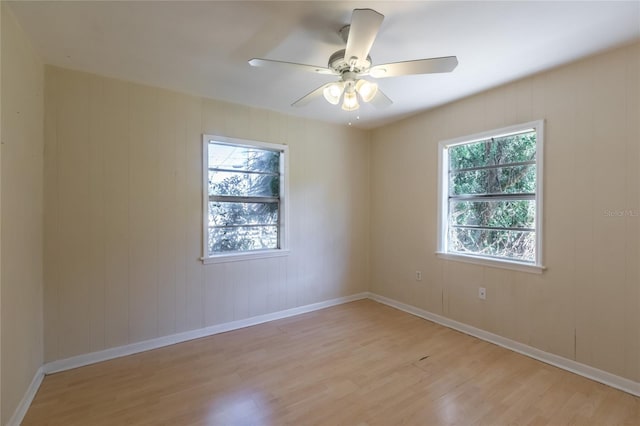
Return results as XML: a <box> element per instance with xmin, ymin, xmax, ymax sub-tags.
<box><xmin>88</xmin><ymin>74</ymin><xmax>106</xmax><ymax>353</ymax></box>
<box><xmin>56</xmin><ymin>68</ymin><xmax>92</xmax><ymax>359</ymax></box>
<box><xmin>43</xmin><ymin>66</ymin><xmax>60</xmax><ymax>362</ymax></box>
<box><xmin>184</xmin><ymin>96</ymin><xmax>204</xmax><ymax>331</ymax></box>
<box><xmin>156</xmin><ymin>91</ymin><xmax>178</xmax><ymax>337</ymax></box>
<box><xmin>172</xmin><ymin>95</ymin><xmax>190</xmax><ymax>334</ymax></box>
<box><xmin>102</xmin><ymin>78</ymin><xmax>130</xmax><ymax>349</ymax></box>
<box><xmin>127</xmin><ymin>84</ymin><xmax>160</xmax><ymax>343</ymax></box>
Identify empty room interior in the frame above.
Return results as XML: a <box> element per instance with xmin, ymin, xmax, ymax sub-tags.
<box><xmin>1</xmin><ymin>1</ymin><xmax>640</xmax><ymax>425</ymax></box>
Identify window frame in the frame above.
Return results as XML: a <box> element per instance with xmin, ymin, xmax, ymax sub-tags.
<box><xmin>436</xmin><ymin>120</ymin><xmax>545</xmax><ymax>273</ymax></box>
<box><xmin>201</xmin><ymin>135</ymin><xmax>289</xmax><ymax>264</ymax></box>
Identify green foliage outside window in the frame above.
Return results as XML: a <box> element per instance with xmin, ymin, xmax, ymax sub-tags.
<box><xmin>207</xmin><ymin>143</ymin><xmax>281</xmax><ymax>254</ymax></box>
<box><xmin>447</xmin><ymin>132</ymin><xmax>537</xmax><ymax>262</ymax></box>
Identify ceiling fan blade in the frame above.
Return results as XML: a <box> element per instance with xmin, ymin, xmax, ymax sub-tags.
<box><xmin>291</xmin><ymin>82</ymin><xmax>333</xmax><ymax>107</ymax></box>
<box><xmin>370</xmin><ymin>88</ymin><xmax>393</xmax><ymax>109</ymax></box>
<box><xmin>248</xmin><ymin>58</ymin><xmax>336</xmax><ymax>75</ymax></box>
<box><xmin>369</xmin><ymin>56</ymin><xmax>458</xmax><ymax>78</ymax></box>
<box><xmin>344</xmin><ymin>9</ymin><xmax>384</xmax><ymax>69</ymax></box>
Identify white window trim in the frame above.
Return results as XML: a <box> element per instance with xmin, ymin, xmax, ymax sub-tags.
<box><xmin>201</xmin><ymin>134</ymin><xmax>289</xmax><ymax>264</ymax></box>
<box><xmin>436</xmin><ymin>120</ymin><xmax>545</xmax><ymax>273</ymax></box>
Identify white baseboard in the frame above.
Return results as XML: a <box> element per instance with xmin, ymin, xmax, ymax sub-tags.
<box><xmin>6</xmin><ymin>366</ymin><xmax>44</xmax><ymax>426</ymax></box>
<box><xmin>11</xmin><ymin>292</ymin><xmax>367</xmax><ymax>425</ymax></box>
<box><xmin>368</xmin><ymin>292</ymin><xmax>640</xmax><ymax>398</ymax></box>
<box><xmin>43</xmin><ymin>292</ymin><xmax>369</xmax><ymax>375</ymax></box>
<box><xmin>12</xmin><ymin>290</ymin><xmax>639</xmax><ymax>426</ymax></box>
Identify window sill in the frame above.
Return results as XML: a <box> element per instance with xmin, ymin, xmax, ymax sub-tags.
<box><xmin>202</xmin><ymin>249</ymin><xmax>290</xmax><ymax>264</ymax></box>
<box><xmin>435</xmin><ymin>252</ymin><xmax>546</xmax><ymax>274</ymax></box>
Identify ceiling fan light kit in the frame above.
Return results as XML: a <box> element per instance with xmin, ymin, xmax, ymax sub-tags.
<box><xmin>322</xmin><ymin>72</ymin><xmax>379</xmax><ymax>110</ymax></box>
<box><xmin>342</xmin><ymin>91</ymin><xmax>359</xmax><ymax>111</ymax></box>
<box><xmin>356</xmin><ymin>79</ymin><xmax>378</xmax><ymax>102</ymax></box>
<box><xmin>249</xmin><ymin>8</ymin><xmax>458</xmax><ymax>113</ymax></box>
<box><xmin>323</xmin><ymin>82</ymin><xmax>343</xmax><ymax>105</ymax></box>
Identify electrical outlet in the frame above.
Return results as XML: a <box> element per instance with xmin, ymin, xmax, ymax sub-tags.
<box><xmin>478</xmin><ymin>287</ymin><xmax>486</xmax><ymax>300</ymax></box>
<box><xmin>416</xmin><ymin>271</ymin><xmax>422</xmax><ymax>281</ymax></box>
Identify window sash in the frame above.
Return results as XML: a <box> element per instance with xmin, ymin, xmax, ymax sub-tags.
<box><xmin>208</xmin><ymin>197</ymin><xmax>281</xmax><ymax>252</ymax></box>
<box><xmin>208</xmin><ymin>197</ymin><xmax>281</xmax><ymax>248</ymax></box>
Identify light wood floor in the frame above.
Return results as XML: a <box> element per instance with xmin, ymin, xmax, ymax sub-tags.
<box><xmin>24</xmin><ymin>300</ymin><xmax>639</xmax><ymax>425</ymax></box>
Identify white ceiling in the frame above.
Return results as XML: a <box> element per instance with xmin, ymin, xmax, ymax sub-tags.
<box><xmin>8</xmin><ymin>1</ymin><xmax>640</xmax><ymax>129</ymax></box>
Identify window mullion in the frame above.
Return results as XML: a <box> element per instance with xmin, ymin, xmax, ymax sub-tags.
<box><xmin>451</xmin><ymin>224</ymin><xmax>536</xmax><ymax>232</ymax></box>
<box><xmin>449</xmin><ymin>160</ymin><xmax>536</xmax><ymax>173</ymax></box>
<box><xmin>209</xmin><ymin>167</ymin><xmax>279</xmax><ymax>176</ymax></box>
<box><xmin>210</xmin><ymin>195</ymin><xmax>280</xmax><ymax>203</ymax></box>
<box><xmin>448</xmin><ymin>193</ymin><xmax>535</xmax><ymax>201</ymax></box>
<box><xmin>210</xmin><ymin>224</ymin><xmax>277</xmax><ymax>229</ymax></box>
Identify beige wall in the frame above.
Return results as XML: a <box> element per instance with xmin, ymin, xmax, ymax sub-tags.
<box><xmin>43</xmin><ymin>66</ymin><xmax>371</xmax><ymax>362</ymax></box>
<box><xmin>0</xmin><ymin>2</ymin><xmax>3</xmax><ymax>420</ymax></box>
<box><xmin>370</xmin><ymin>42</ymin><xmax>640</xmax><ymax>382</ymax></box>
<box><xmin>0</xmin><ymin>4</ymin><xmax>4</xmax><ymax>424</ymax></box>
<box><xmin>1</xmin><ymin>4</ymin><xmax>45</xmax><ymax>424</ymax></box>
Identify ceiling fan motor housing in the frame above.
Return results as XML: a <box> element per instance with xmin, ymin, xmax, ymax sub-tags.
<box><xmin>341</xmin><ymin>72</ymin><xmax>358</xmax><ymax>91</ymax></box>
<box><xmin>328</xmin><ymin>49</ymin><xmax>372</xmax><ymax>75</ymax></box>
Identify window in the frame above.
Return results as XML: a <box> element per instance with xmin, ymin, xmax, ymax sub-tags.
<box><xmin>202</xmin><ymin>135</ymin><xmax>288</xmax><ymax>263</ymax></box>
<box><xmin>437</xmin><ymin>121</ymin><xmax>544</xmax><ymax>272</ymax></box>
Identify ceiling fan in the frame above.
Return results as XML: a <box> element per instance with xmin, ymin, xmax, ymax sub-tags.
<box><xmin>248</xmin><ymin>8</ymin><xmax>458</xmax><ymax>111</ymax></box>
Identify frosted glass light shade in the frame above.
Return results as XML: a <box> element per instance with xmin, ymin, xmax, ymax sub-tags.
<box><xmin>323</xmin><ymin>82</ymin><xmax>343</xmax><ymax>105</ymax></box>
<box><xmin>356</xmin><ymin>79</ymin><xmax>378</xmax><ymax>103</ymax></box>
<box><xmin>342</xmin><ymin>91</ymin><xmax>359</xmax><ymax>111</ymax></box>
